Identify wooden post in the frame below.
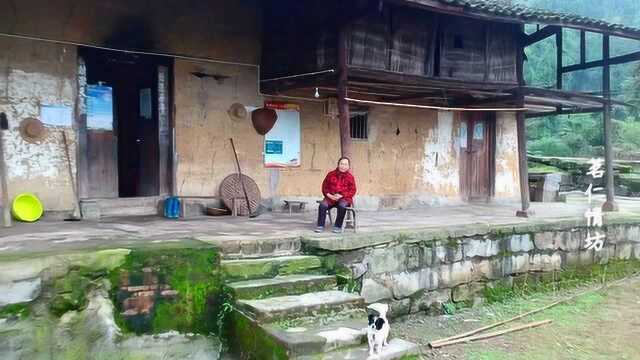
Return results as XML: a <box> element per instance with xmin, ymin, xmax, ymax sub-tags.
<box><xmin>516</xmin><ymin>25</ymin><xmax>532</xmax><ymax>217</ymax></box>
<box><xmin>556</xmin><ymin>29</ymin><xmax>563</xmax><ymax>89</ymax></box>
<box><xmin>0</xmin><ymin>112</ymin><xmax>11</xmax><ymax>227</ymax></box>
<box><xmin>337</xmin><ymin>26</ymin><xmax>352</xmax><ymax>159</ymax></box>
<box><xmin>602</xmin><ymin>35</ymin><xmax>618</xmax><ymax>212</ymax></box>
<box><xmin>580</xmin><ymin>30</ymin><xmax>586</xmax><ymax>65</ymax></box>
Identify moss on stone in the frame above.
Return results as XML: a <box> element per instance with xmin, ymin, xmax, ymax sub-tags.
<box><xmin>49</xmin><ymin>270</ymin><xmax>92</xmax><ymax>317</ymax></box>
<box><xmin>279</xmin><ymin>256</ymin><xmax>322</xmax><ymax>275</ymax></box>
<box><xmin>229</xmin><ymin>310</ymin><xmax>288</xmax><ymax>360</ymax></box>
<box><xmin>0</xmin><ymin>303</ymin><xmax>31</xmax><ymax>319</ymax></box>
<box><xmin>108</xmin><ymin>246</ymin><xmax>222</xmax><ymax>336</ymax></box>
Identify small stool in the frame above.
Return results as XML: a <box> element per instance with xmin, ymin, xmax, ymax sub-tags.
<box><xmin>283</xmin><ymin>200</ymin><xmax>307</xmax><ymax>215</ymax></box>
<box><xmin>231</xmin><ymin>197</ymin><xmax>245</xmax><ymax>216</ymax></box>
<box><xmin>317</xmin><ymin>201</ymin><xmax>357</xmax><ymax>233</ymax></box>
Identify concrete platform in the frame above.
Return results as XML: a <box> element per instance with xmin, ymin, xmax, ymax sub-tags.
<box><xmin>237</xmin><ymin>290</ymin><xmax>365</xmax><ymax>322</ymax></box>
<box><xmin>2</xmin><ymin>196</ymin><xmax>640</xmax><ymax>259</ymax></box>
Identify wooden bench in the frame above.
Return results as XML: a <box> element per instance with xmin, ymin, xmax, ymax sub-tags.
<box><xmin>283</xmin><ymin>200</ymin><xmax>307</xmax><ymax>215</ymax></box>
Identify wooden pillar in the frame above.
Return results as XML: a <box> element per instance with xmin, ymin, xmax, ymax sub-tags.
<box><xmin>556</xmin><ymin>29</ymin><xmax>563</xmax><ymax>89</ymax></box>
<box><xmin>515</xmin><ymin>103</ymin><xmax>531</xmax><ymax>217</ymax></box>
<box><xmin>516</xmin><ymin>25</ymin><xmax>532</xmax><ymax>217</ymax></box>
<box><xmin>337</xmin><ymin>26</ymin><xmax>352</xmax><ymax>159</ymax></box>
<box><xmin>602</xmin><ymin>35</ymin><xmax>618</xmax><ymax>212</ymax></box>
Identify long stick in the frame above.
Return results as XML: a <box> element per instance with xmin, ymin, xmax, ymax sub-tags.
<box><xmin>62</xmin><ymin>131</ymin><xmax>81</xmax><ymax>219</ymax></box>
<box><xmin>430</xmin><ymin>319</ymin><xmax>552</xmax><ymax>348</ymax></box>
<box><xmin>0</xmin><ymin>122</ymin><xmax>11</xmax><ymax>227</ymax></box>
<box><xmin>229</xmin><ymin>138</ymin><xmax>253</xmax><ymax>217</ymax></box>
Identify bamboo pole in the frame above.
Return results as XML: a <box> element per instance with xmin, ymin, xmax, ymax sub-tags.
<box><xmin>430</xmin><ymin>320</ymin><xmax>552</xmax><ymax>348</ymax></box>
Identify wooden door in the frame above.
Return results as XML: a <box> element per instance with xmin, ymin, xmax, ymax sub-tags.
<box><xmin>460</xmin><ymin>113</ymin><xmax>495</xmax><ymax>201</ymax></box>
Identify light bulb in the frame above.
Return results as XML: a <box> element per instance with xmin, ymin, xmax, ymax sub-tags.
<box><xmin>314</xmin><ymin>87</ymin><xmax>320</xmax><ymax>98</ymax></box>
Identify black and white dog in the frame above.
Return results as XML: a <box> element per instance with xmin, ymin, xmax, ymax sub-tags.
<box><xmin>366</xmin><ymin>303</ymin><xmax>390</xmax><ymax>357</ymax></box>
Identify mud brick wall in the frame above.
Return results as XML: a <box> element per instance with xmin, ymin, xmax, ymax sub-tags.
<box><xmin>322</xmin><ymin>223</ymin><xmax>640</xmax><ymax>318</ymax></box>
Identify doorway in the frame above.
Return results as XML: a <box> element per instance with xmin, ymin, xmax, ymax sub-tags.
<box><xmin>459</xmin><ymin>112</ymin><xmax>495</xmax><ymax>202</ymax></box>
<box><xmin>78</xmin><ymin>48</ymin><xmax>172</xmax><ymax>199</ymax></box>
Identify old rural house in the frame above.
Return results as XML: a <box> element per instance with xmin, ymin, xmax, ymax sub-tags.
<box><xmin>0</xmin><ymin>0</ymin><xmax>638</xmax><ymax>218</ymax></box>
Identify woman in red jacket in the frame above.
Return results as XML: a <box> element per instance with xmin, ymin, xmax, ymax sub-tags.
<box><xmin>315</xmin><ymin>157</ymin><xmax>357</xmax><ymax>233</ymax></box>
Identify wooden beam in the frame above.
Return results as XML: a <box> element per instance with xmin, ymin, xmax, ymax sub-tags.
<box><xmin>523</xmin><ymin>25</ymin><xmax>560</xmax><ymax>47</ymax></box>
<box><xmin>562</xmin><ymin>50</ymin><xmax>640</xmax><ymax>73</ymax></box>
<box><xmin>525</xmin><ymin>107</ymin><xmax>603</xmax><ymax>119</ymax></box>
<box><xmin>348</xmin><ymin>67</ymin><xmax>518</xmax><ymax>91</ymax></box>
<box><xmin>602</xmin><ymin>34</ymin><xmax>618</xmax><ymax>212</ymax></box>
<box><xmin>337</xmin><ymin>26</ymin><xmax>352</xmax><ymax>159</ymax></box>
<box><xmin>580</xmin><ymin>30</ymin><xmax>586</xmax><ymax>64</ymax></box>
<box><xmin>556</xmin><ymin>29</ymin><xmax>563</xmax><ymax>90</ymax></box>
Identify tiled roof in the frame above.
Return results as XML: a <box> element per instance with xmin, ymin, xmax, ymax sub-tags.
<box><xmin>407</xmin><ymin>0</ymin><xmax>640</xmax><ymax>39</ymax></box>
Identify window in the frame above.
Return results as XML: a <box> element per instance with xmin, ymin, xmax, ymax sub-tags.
<box><xmin>350</xmin><ymin>111</ymin><xmax>368</xmax><ymax>140</ymax></box>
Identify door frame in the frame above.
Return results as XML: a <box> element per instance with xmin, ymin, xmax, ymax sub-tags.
<box><xmin>75</xmin><ymin>48</ymin><xmax>175</xmax><ymax>200</ymax></box>
<box><xmin>460</xmin><ymin>112</ymin><xmax>496</xmax><ymax>202</ymax></box>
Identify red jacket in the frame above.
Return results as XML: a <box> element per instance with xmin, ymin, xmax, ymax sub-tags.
<box><xmin>321</xmin><ymin>169</ymin><xmax>357</xmax><ymax>206</ymax></box>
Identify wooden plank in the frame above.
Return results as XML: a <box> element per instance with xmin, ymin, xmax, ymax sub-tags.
<box><xmin>562</xmin><ymin>50</ymin><xmax>640</xmax><ymax>73</ymax></box>
<box><xmin>348</xmin><ymin>67</ymin><xmax>518</xmax><ymax>91</ymax></box>
<box><xmin>76</xmin><ymin>56</ymin><xmax>89</xmax><ymax>199</ymax></box>
<box><xmin>525</xmin><ymin>107</ymin><xmax>603</xmax><ymax>118</ymax></box>
<box><xmin>158</xmin><ymin>65</ymin><xmax>171</xmax><ymax>195</ymax></box>
<box><xmin>338</xmin><ymin>26</ymin><xmax>352</xmax><ymax>159</ymax></box>
<box><xmin>487</xmin><ymin>23</ymin><xmax>518</xmax><ymax>82</ymax></box>
<box><xmin>523</xmin><ymin>25</ymin><xmax>560</xmax><ymax>47</ymax></box>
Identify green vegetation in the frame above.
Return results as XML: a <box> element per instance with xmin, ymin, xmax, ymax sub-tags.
<box><xmin>515</xmin><ymin>0</ymin><xmax>640</xmax><ymax>159</ymax></box>
<box><xmin>108</xmin><ymin>246</ymin><xmax>222</xmax><ymax>335</ymax></box>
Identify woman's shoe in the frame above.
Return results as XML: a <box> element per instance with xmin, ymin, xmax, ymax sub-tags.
<box><xmin>332</xmin><ymin>227</ymin><xmax>343</xmax><ymax>234</ymax></box>
<box><xmin>314</xmin><ymin>226</ymin><xmax>324</xmax><ymax>233</ymax></box>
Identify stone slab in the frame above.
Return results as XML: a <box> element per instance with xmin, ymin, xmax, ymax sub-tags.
<box><xmin>221</xmin><ymin>255</ymin><xmax>323</xmax><ymax>281</ymax></box>
<box><xmin>226</xmin><ymin>274</ymin><xmax>336</xmax><ymax>300</ymax></box>
<box><xmin>0</xmin><ymin>277</ymin><xmax>41</xmax><ymax>307</ymax></box>
<box><xmin>263</xmin><ymin>318</ymin><xmax>367</xmax><ymax>356</ymax></box>
<box><xmin>298</xmin><ymin>338</ymin><xmax>420</xmax><ymax>360</ymax></box>
<box><xmin>237</xmin><ymin>290</ymin><xmax>364</xmax><ymax>322</ymax></box>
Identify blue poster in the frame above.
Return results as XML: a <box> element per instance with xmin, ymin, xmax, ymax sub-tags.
<box><xmin>265</xmin><ymin>140</ymin><xmax>283</xmax><ymax>154</ymax></box>
<box><xmin>87</xmin><ymin>85</ymin><xmax>114</xmax><ymax>130</ymax></box>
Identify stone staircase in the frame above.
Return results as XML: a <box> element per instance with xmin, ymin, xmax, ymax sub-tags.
<box><xmin>222</xmin><ymin>255</ymin><xmax>420</xmax><ymax>359</ymax></box>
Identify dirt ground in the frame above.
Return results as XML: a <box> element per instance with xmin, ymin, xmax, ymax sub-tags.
<box><xmin>394</xmin><ymin>275</ymin><xmax>640</xmax><ymax>360</ymax></box>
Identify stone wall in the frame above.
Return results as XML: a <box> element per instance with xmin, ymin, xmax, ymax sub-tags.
<box><xmin>308</xmin><ymin>220</ymin><xmax>640</xmax><ymax>318</ymax></box>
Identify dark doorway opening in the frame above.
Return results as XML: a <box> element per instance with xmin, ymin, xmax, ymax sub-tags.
<box><xmin>79</xmin><ymin>48</ymin><xmax>172</xmax><ymax>199</ymax></box>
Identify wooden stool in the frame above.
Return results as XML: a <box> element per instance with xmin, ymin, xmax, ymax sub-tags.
<box><xmin>283</xmin><ymin>200</ymin><xmax>307</xmax><ymax>215</ymax></box>
<box><xmin>317</xmin><ymin>201</ymin><xmax>357</xmax><ymax>232</ymax></box>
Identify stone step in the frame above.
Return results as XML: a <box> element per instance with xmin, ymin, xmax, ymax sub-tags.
<box><xmin>202</xmin><ymin>237</ymin><xmax>301</xmax><ymax>260</ymax></box>
<box><xmin>221</xmin><ymin>255</ymin><xmax>323</xmax><ymax>281</ymax></box>
<box><xmin>226</xmin><ymin>274</ymin><xmax>337</xmax><ymax>300</ymax></box>
<box><xmin>261</xmin><ymin>318</ymin><xmax>368</xmax><ymax>356</ymax></box>
<box><xmin>236</xmin><ymin>290</ymin><xmax>364</xmax><ymax>322</ymax></box>
<box><xmin>297</xmin><ymin>338</ymin><xmax>420</xmax><ymax>360</ymax></box>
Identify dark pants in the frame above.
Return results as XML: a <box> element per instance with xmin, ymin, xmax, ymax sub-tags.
<box><xmin>317</xmin><ymin>200</ymin><xmax>349</xmax><ymax>228</ymax></box>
